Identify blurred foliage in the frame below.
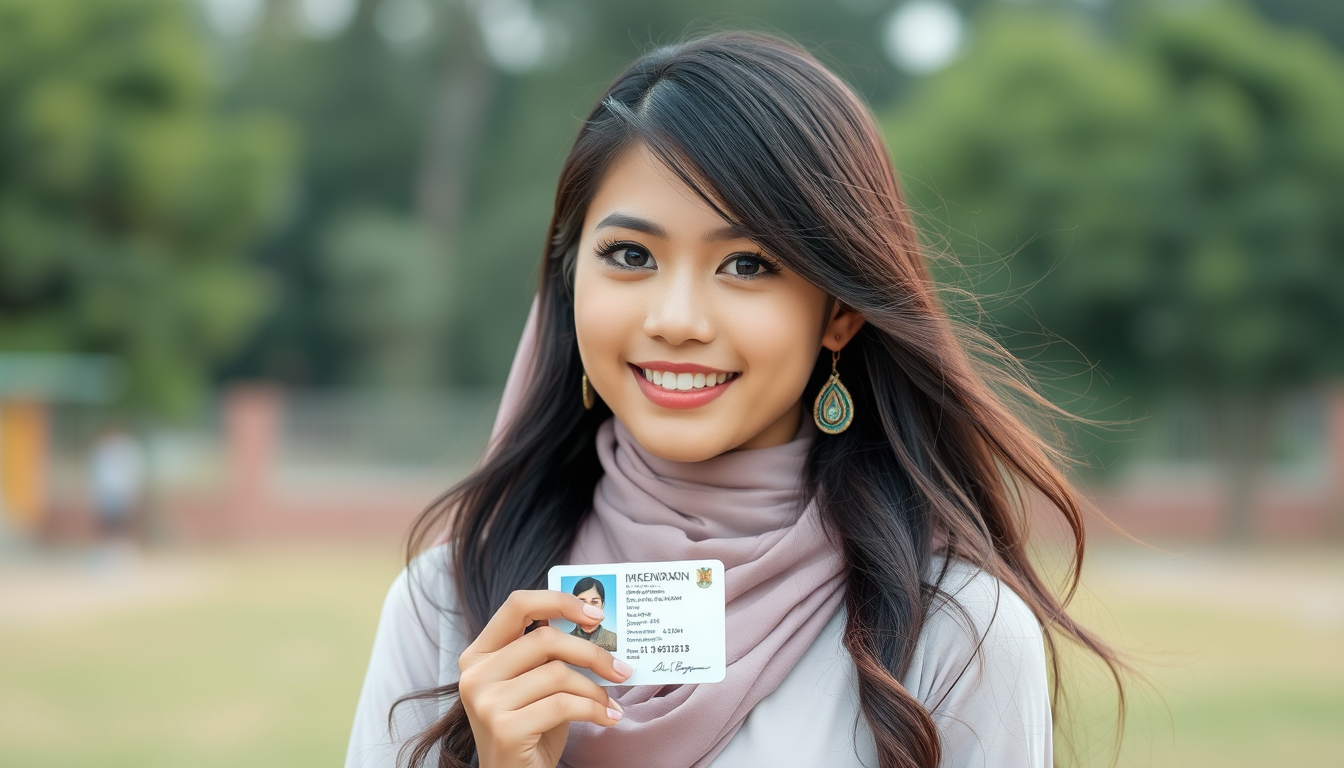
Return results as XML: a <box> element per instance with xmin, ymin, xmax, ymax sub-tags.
<box><xmin>0</xmin><ymin>0</ymin><xmax>294</xmax><ymax>414</ymax></box>
<box><xmin>218</xmin><ymin>0</ymin><xmax>909</xmax><ymax>389</ymax></box>
<box><xmin>318</xmin><ymin>208</ymin><xmax>448</xmax><ymax>389</ymax></box>
<box><xmin>885</xmin><ymin>1</ymin><xmax>1344</xmax><ymax>412</ymax></box>
<box><xmin>1248</xmin><ymin>0</ymin><xmax>1344</xmax><ymax>52</ymax></box>
<box><xmin>216</xmin><ymin>0</ymin><xmax>440</xmax><ymax>387</ymax></box>
<box><xmin>216</xmin><ymin>0</ymin><xmax>1344</xmax><ymax>407</ymax></box>
<box><xmin>4</xmin><ymin>0</ymin><xmax>1342</xmax><ymax>435</ymax></box>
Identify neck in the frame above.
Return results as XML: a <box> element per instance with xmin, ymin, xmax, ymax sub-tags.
<box><xmin>733</xmin><ymin>400</ymin><xmax>803</xmax><ymax>452</ymax></box>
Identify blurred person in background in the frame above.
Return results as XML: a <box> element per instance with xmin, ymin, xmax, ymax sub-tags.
<box><xmin>90</xmin><ymin>425</ymin><xmax>145</xmax><ymax>546</ymax></box>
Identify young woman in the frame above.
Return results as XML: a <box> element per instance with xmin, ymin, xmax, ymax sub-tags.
<box><xmin>346</xmin><ymin>31</ymin><xmax>1121</xmax><ymax>768</ymax></box>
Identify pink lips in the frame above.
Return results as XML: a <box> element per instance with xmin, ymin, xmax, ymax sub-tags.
<box><xmin>628</xmin><ymin>363</ymin><xmax>736</xmax><ymax>410</ymax></box>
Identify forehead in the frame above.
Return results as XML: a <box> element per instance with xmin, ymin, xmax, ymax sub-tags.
<box><xmin>583</xmin><ymin>143</ymin><xmax>736</xmax><ymax>237</ymax></box>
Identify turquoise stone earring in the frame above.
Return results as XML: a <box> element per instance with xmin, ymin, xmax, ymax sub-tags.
<box><xmin>813</xmin><ymin>349</ymin><xmax>854</xmax><ymax>434</ymax></box>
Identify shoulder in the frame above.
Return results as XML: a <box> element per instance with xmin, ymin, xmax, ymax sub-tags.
<box><xmin>381</xmin><ymin>544</ymin><xmax>462</xmax><ymax>637</ymax></box>
<box><xmin>924</xmin><ymin>558</ymin><xmax>1044</xmax><ymax>654</ymax></box>
<box><xmin>904</xmin><ymin>557</ymin><xmax>1054</xmax><ymax>767</ymax></box>
<box><xmin>907</xmin><ymin>556</ymin><xmax>1049</xmax><ymax>708</ymax></box>
<box><xmin>365</xmin><ymin>543</ymin><xmax>473</xmax><ymax>689</ymax></box>
<box><xmin>345</xmin><ymin>544</ymin><xmax>466</xmax><ymax>767</ymax></box>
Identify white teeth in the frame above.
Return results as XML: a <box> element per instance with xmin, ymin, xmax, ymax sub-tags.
<box><xmin>643</xmin><ymin>369</ymin><xmax>736</xmax><ymax>390</ymax></box>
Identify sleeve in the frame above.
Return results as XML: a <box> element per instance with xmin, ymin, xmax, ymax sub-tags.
<box><xmin>345</xmin><ymin>547</ymin><xmax>462</xmax><ymax>768</ymax></box>
<box><xmin>905</xmin><ymin>563</ymin><xmax>1053</xmax><ymax>768</ymax></box>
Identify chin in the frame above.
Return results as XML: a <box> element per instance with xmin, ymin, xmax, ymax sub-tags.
<box><xmin>619</xmin><ymin>411</ymin><xmax>742</xmax><ymax>463</ymax></box>
<box><xmin>641</xmin><ymin>442</ymin><xmax>730</xmax><ymax>463</ymax></box>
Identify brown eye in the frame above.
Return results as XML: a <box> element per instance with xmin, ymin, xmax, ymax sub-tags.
<box><xmin>721</xmin><ymin>253</ymin><xmax>775</xmax><ymax>277</ymax></box>
<box><xmin>598</xmin><ymin>240</ymin><xmax>656</xmax><ymax>269</ymax></box>
<box><xmin>620</xmin><ymin>247</ymin><xmax>652</xmax><ymax>268</ymax></box>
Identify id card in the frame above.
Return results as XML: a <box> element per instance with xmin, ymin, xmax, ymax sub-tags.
<box><xmin>547</xmin><ymin>560</ymin><xmax>726</xmax><ymax>686</ymax></box>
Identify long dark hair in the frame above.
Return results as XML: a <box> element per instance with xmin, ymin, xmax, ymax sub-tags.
<box><xmin>398</xmin><ymin>31</ymin><xmax>1123</xmax><ymax>768</ymax></box>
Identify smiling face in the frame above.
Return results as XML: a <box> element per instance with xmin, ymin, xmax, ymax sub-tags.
<box><xmin>573</xmin><ymin>144</ymin><xmax>865</xmax><ymax>462</ymax></box>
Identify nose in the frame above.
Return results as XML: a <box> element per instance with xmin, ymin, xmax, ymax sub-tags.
<box><xmin>642</xmin><ymin>268</ymin><xmax>715</xmax><ymax>345</ymax></box>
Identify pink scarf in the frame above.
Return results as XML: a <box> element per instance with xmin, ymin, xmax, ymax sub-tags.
<box><xmin>486</xmin><ymin>300</ymin><xmax>846</xmax><ymax>768</ymax></box>
<box><xmin>560</xmin><ymin>418</ymin><xmax>845</xmax><ymax>768</ymax></box>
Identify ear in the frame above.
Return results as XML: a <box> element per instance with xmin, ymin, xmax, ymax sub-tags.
<box><xmin>821</xmin><ymin>301</ymin><xmax>865</xmax><ymax>352</ymax></box>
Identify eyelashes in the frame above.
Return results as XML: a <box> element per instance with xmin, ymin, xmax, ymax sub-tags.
<box><xmin>721</xmin><ymin>252</ymin><xmax>783</xmax><ymax>278</ymax></box>
<box><xmin>593</xmin><ymin>237</ymin><xmax>782</xmax><ymax>278</ymax></box>
<box><xmin>594</xmin><ymin>237</ymin><xmax>632</xmax><ymax>254</ymax></box>
<box><xmin>594</xmin><ymin>237</ymin><xmax>643</xmax><ymax>262</ymax></box>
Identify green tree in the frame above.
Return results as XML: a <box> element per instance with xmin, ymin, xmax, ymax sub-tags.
<box><xmin>1249</xmin><ymin>0</ymin><xmax>1344</xmax><ymax>52</ymax></box>
<box><xmin>883</xmin><ymin>2</ymin><xmax>1344</xmax><ymax>535</ymax></box>
<box><xmin>218</xmin><ymin>0</ymin><xmax>914</xmax><ymax>390</ymax></box>
<box><xmin>219</xmin><ymin>0</ymin><xmax>439</xmax><ymax>388</ymax></box>
<box><xmin>0</xmin><ymin>0</ymin><xmax>292</xmax><ymax>414</ymax></box>
<box><xmin>318</xmin><ymin>206</ymin><xmax>447</xmax><ymax>389</ymax></box>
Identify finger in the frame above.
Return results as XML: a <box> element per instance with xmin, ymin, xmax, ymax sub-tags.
<box><xmin>494</xmin><ymin>659</ymin><xmax>615</xmax><ymax>712</ymax></box>
<box><xmin>486</xmin><ymin>625</ymin><xmax>633</xmax><ymax>684</ymax></box>
<box><xmin>470</xmin><ymin>590</ymin><xmax>606</xmax><ymax>655</ymax></box>
<box><xmin>512</xmin><ymin>692</ymin><xmax>622</xmax><ymax>735</ymax></box>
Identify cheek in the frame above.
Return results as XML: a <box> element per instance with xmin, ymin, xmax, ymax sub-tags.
<box><xmin>732</xmin><ymin>288</ymin><xmax>827</xmax><ymax>384</ymax></box>
<box><xmin>573</xmin><ymin>259</ymin><xmax>636</xmax><ymax>377</ymax></box>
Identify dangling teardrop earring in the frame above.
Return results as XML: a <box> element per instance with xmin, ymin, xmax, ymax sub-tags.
<box><xmin>813</xmin><ymin>349</ymin><xmax>854</xmax><ymax>434</ymax></box>
<box><xmin>581</xmin><ymin>372</ymin><xmax>595</xmax><ymax>410</ymax></box>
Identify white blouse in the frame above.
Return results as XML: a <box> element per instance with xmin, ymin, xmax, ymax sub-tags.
<box><xmin>345</xmin><ymin>548</ymin><xmax>1052</xmax><ymax>768</ymax></box>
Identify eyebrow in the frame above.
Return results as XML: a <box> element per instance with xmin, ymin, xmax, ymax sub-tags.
<box><xmin>702</xmin><ymin>223</ymin><xmax>750</xmax><ymax>243</ymax></box>
<box><xmin>594</xmin><ymin>213</ymin><xmax>751</xmax><ymax>244</ymax></box>
<box><xmin>594</xmin><ymin>213</ymin><xmax>666</xmax><ymax>238</ymax></box>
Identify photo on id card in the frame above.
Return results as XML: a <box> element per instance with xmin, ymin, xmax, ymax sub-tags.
<box><xmin>549</xmin><ymin>559</ymin><xmax>726</xmax><ymax>686</ymax></box>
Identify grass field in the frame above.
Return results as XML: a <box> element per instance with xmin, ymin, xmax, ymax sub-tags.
<box><xmin>1051</xmin><ymin>546</ymin><xmax>1344</xmax><ymax>767</ymax></box>
<box><xmin>1</xmin><ymin>542</ymin><xmax>1341</xmax><ymax>767</ymax></box>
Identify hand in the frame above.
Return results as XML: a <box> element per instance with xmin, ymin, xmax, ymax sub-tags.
<box><xmin>458</xmin><ymin>589</ymin><xmax>633</xmax><ymax>768</ymax></box>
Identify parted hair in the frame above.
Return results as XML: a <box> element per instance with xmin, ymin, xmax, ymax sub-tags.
<box><xmin>397</xmin><ymin>31</ymin><xmax>1124</xmax><ymax>768</ymax></box>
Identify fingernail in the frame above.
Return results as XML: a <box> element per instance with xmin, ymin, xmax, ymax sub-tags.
<box><xmin>607</xmin><ymin>697</ymin><xmax>623</xmax><ymax>713</ymax></box>
<box><xmin>606</xmin><ymin>707</ymin><xmax>623</xmax><ymax>722</ymax></box>
<box><xmin>613</xmin><ymin>658</ymin><xmax>633</xmax><ymax>678</ymax></box>
<box><xmin>582</xmin><ymin>604</ymin><xmax>604</xmax><ymax>620</ymax></box>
